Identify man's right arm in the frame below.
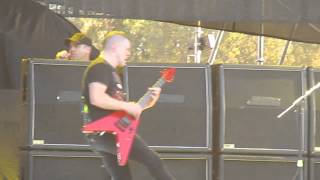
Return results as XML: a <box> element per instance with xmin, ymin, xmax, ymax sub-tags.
<box><xmin>88</xmin><ymin>82</ymin><xmax>142</xmax><ymax>118</ymax></box>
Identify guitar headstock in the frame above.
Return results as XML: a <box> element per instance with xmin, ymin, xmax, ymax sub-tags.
<box><xmin>161</xmin><ymin>68</ymin><xmax>176</xmax><ymax>82</ymax></box>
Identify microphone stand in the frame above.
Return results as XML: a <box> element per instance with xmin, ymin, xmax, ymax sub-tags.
<box><xmin>278</xmin><ymin>82</ymin><xmax>320</xmax><ymax>119</ymax></box>
<box><xmin>277</xmin><ymin>82</ymin><xmax>320</xmax><ymax>180</ymax></box>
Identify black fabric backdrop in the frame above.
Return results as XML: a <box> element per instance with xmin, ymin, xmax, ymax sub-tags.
<box><xmin>0</xmin><ymin>0</ymin><xmax>80</xmax><ymax>89</ymax></box>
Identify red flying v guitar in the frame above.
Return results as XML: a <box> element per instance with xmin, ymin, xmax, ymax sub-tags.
<box><xmin>82</xmin><ymin>68</ymin><xmax>176</xmax><ymax>166</ymax></box>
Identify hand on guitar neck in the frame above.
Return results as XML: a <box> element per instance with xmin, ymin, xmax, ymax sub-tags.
<box><xmin>143</xmin><ymin>87</ymin><xmax>162</xmax><ymax>109</ymax></box>
<box><xmin>124</xmin><ymin>87</ymin><xmax>161</xmax><ymax>118</ymax></box>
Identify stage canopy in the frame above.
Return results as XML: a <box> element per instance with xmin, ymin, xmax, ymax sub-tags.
<box><xmin>36</xmin><ymin>0</ymin><xmax>320</xmax><ymax>44</ymax></box>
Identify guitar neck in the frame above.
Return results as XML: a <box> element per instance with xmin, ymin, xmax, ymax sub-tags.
<box><xmin>137</xmin><ymin>78</ymin><xmax>166</xmax><ymax>109</ymax></box>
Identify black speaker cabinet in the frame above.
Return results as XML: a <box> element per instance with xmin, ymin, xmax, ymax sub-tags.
<box><xmin>308</xmin><ymin>68</ymin><xmax>320</xmax><ymax>155</ymax></box>
<box><xmin>212</xmin><ymin>64</ymin><xmax>308</xmax><ymax>155</ymax></box>
<box><xmin>20</xmin><ymin>150</ymin><xmax>108</xmax><ymax>180</ymax></box>
<box><xmin>124</xmin><ymin>63</ymin><xmax>212</xmax><ymax>152</ymax></box>
<box><xmin>21</xmin><ymin>59</ymin><xmax>90</xmax><ymax>149</ymax></box>
<box><xmin>131</xmin><ymin>153</ymin><xmax>212</xmax><ymax>180</ymax></box>
<box><xmin>21</xmin><ymin>150</ymin><xmax>212</xmax><ymax>180</ymax></box>
<box><xmin>310</xmin><ymin>157</ymin><xmax>320</xmax><ymax>180</ymax></box>
<box><xmin>214</xmin><ymin>155</ymin><xmax>307</xmax><ymax>180</ymax></box>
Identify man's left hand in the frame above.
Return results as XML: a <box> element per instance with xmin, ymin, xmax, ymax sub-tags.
<box><xmin>146</xmin><ymin>87</ymin><xmax>161</xmax><ymax>109</ymax></box>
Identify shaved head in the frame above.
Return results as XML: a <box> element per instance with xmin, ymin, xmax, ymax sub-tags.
<box><xmin>104</xmin><ymin>35</ymin><xmax>130</xmax><ymax>51</ymax></box>
<box><xmin>101</xmin><ymin>34</ymin><xmax>131</xmax><ymax>67</ymax></box>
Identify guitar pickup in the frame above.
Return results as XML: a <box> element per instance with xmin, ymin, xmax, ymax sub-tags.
<box><xmin>115</xmin><ymin>117</ymin><xmax>132</xmax><ymax>131</ymax></box>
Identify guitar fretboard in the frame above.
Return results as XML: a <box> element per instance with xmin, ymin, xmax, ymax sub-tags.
<box><xmin>137</xmin><ymin>78</ymin><xmax>165</xmax><ymax>109</ymax></box>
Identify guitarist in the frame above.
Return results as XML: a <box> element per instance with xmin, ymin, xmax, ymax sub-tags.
<box><xmin>82</xmin><ymin>31</ymin><xmax>175</xmax><ymax>180</ymax></box>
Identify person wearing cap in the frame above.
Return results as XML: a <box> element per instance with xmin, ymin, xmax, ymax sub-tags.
<box><xmin>81</xmin><ymin>31</ymin><xmax>176</xmax><ymax>180</ymax></box>
<box><xmin>56</xmin><ymin>32</ymin><xmax>98</xmax><ymax>61</ymax></box>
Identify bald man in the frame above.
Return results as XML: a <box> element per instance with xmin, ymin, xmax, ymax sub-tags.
<box><xmin>81</xmin><ymin>32</ymin><xmax>175</xmax><ymax>180</ymax></box>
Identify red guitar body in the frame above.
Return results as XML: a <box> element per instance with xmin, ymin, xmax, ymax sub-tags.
<box><xmin>83</xmin><ymin>111</ymin><xmax>139</xmax><ymax>166</ymax></box>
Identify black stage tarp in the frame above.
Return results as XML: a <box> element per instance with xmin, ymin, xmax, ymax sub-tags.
<box><xmin>36</xmin><ymin>0</ymin><xmax>320</xmax><ymax>44</ymax></box>
<box><xmin>0</xmin><ymin>0</ymin><xmax>79</xmax><ymax>89</ymax></box>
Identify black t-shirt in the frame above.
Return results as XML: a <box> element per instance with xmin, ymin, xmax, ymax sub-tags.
<box><xmin>82</xmin><ymin>57</ymin><xmax>125</xmax><ymax>121</ymax></box>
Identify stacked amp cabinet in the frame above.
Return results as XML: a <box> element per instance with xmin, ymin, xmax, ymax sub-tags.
<box><xmin>20</xmin><ymin>59</ymin><xmax>89</xmax><ymax>149</ymax></box>
<box><xmin>123</xmin><ymin>63</ymin><xmax>213</xmax><ymax>180</ymax></box>
<box><xmin>21</xmin><ymin>150</ymin><xmax>211</xmax><ymax>180</ymax></box>
<box><xmin>308</xmin><ymin>67</ymin><xmax>320</xmax><ymax>180</ymax></box>
<box><xmin>20</xmin><ymin>59</ymin><xmax>213</xmax><ymax>180</ymax></box>
<box><xmin>123</xmin><ymin>63</ymin><xmax>213</xmax><ymax>152</ymax></box>
<box><xmin>211</xmin><ymin>64</ymin><xmax>308</xmax><ymax>180</ymax></box>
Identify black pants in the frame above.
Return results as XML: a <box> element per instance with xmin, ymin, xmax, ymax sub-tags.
<box><xmin>85</xmin><ymin>133</ymin><xmax>175</xmax><ymax>180</ymax></box>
